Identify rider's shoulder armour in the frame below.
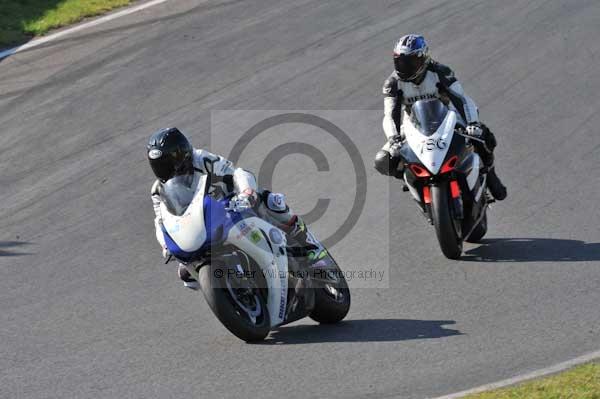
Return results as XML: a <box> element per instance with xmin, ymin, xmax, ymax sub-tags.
<box><xmin>428</xmin><ymin>61</ymin><xmax>457</xmax><ymax>88</ymax></box>
<box><xmin>151</xmin><ymin>179</ymin><xmax>162</xmax><ymax>196</ymax></box>
<box><xmin>383</xmin><ymin>71</ymin><xmax>402</xmax><ymax>98</ymax></box>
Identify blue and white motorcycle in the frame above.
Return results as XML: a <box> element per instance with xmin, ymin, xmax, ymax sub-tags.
<box><xmin>159</xmin><ymin>171</ymin><xmax>350</xmax><ymax>342</ymax></box>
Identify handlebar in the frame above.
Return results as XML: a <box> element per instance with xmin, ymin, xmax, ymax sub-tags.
<box><xmin>455</xmin><ymin>129</ymin><xmax>486</xmax><ymax>143</ymax></box>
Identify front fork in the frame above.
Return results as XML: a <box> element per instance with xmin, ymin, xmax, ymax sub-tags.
<box><xmin>421</xmin><ymin>177</ymin><xmax>464</xmax><ymax>224</ymax></box>
<box><xmin>449</xmin><ymin>180</ymin><xmax>464</xmax><ymax>220</ymax></box>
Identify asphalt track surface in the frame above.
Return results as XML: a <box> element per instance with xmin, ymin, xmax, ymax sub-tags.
<box><xmin>1</xmin><ymin>1</ymin><xmax>599</xmax><ymax>398</ymax></box>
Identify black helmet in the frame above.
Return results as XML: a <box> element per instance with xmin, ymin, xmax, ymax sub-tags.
<box><xmin>147</xmin><ymin>127</ymin><xmax>193</xmax><ymax>182</ymax></box>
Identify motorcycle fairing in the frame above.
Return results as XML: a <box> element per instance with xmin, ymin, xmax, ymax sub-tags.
<box><xmin>160</xmin><ymin>175</ymin><xmax>242</xmax><ymax>260</ymax></box>
<box><xmin>404</xmin><ymin>109</ymin><xmax>457</xmax><ymax>175</ymax></box>
<box><xmin>161</xmin><ymin>177</ymin><xmax>209</xmax><ymax>258</ymax></box>
<box><xmin>160</xmin><ymin>174</ymin><xmax>290</xmax><ymax>328</ymax></box>
<box><xmin>463</xmin><ymin>153</ymin><xmax>480</xmax><ymax>190</ymax></box>
<box><xmin>225</xmin><ymin>217</ymin><xmax>289</xmax><ymax>327</ymax></box>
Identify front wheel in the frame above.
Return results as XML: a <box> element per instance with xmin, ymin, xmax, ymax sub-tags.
<box><xmin>431</xmin><ymin>184</ymin><xmax>463</xmax><ymax>259</ymax></box>
<box><xmin>309</xmin><ymin>258</ymin><xmax>351</xmax><ymax>324</ymax></box>
<box><xmin>198</xmin><ymin>262</ymin><xmax>270</xmax><ymax>342</ymax></box>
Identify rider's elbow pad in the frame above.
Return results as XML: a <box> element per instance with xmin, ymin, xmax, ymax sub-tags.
<box><xmin>233</xmin><ymin>168</ymin><xmax>257</xmax><ymax>193</ymax></box>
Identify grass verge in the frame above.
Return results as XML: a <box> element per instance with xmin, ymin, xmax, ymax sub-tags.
<box><xmin>464</xmin><ymin>362</ymin><xmax>600</xmax><ymax>399</ymax></box>
<box><xmin>0</xmin><ymin>0</ymin><xmax>134</xmax><ymax>47</ymax></box>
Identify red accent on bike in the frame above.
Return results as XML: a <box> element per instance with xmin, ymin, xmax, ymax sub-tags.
<box><xmin>441</xmin><ymin>155</ymin><xmax>458</xmax><ymax>174</ymax></box>
<box><xmin>410</xmin><ymin>164</ymin><xmax>430</xmax><ymax>177</ymax></box>
<box><xmin>450</xmin><ymin>180</ymin><xmax>461</xmax><ymax>199</ymax></box>
<box><xmin>423</xmin><ymin>186</ymin><xmax>432</xmax><ymax>204</ymax></box>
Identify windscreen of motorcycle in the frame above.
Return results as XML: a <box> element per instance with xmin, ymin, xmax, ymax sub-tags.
<box><xmin>162</xmin><ymin>173</ymin><xmax>200</xmax><ymax>216</ymax></box>
<box><xmin>409</xmin><ymin>100</ymin><xmax>449</xmax><ymax>136</ymax></box>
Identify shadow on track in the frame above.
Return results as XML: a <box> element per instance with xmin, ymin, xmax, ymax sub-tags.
<box><xmin>463</xmin><ymin>238</ymin><xmax>600</xmax><ymax>262</ymax></box>
<box><xmin>0</xmin><ymin>241</ymin><xmax>33</xmax><ymax>257</ymax></box>
<box><xmin>260</xmin><ymin>319</ymin><xmax>461</xmax><ymax>345</ymax></box>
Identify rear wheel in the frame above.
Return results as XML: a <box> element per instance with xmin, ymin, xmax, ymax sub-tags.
<box><xmin>309</xmin><ymin>258</ymin><xmax>351</xmax><ymax>324</ymax></box>
<box><xmin>466</xmin><ymin>212</ymin><xmax>487</xmax><ymax>243</ymax></box>
<box><xmin>198</xmin><ymin>262</ymin><xmax>270</xmax><ymax>342</ymax></box>
<box><xmin>431</xmin><ymin>184</ymin><xmax>463</xmax><ymax>259</ymax></box>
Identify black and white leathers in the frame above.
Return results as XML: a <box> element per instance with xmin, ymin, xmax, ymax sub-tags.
<box><xmin>376</xmin><ymin>60</ymin><xmax>507</xmax><ymax>200</ymax></box>
<box><xmin>382</xmin><ymin>61</ymin><xmax>478</xmax><ymax>140</ymax></box>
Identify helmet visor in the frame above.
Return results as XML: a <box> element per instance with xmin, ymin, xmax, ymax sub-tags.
<box><xmin>150</xmin><ymin>156</ymin><xmax>177</xmax><ymax>182</ymax></box>
<box><xmin>149</xmin><ymin>151</ymin><xmax>192</xmax><ymax>182</ymax></box>
<box><xmin>394</xmin><ymin>53</ymin><xmax>425</xmax><ymax>80</ymax></box>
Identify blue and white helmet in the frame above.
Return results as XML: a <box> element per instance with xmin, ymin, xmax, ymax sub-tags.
<box><xmin>393</xmin><ymin>34</ymin><xmax>430</xmax><ymax>81</ymax></box>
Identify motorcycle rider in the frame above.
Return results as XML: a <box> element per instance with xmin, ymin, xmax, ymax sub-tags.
<box><xmin>374</xmin><ymin>34</ymin><xmax>507</xmax><ymax>200</ymax></box>
<box><xmin>147</xmin><ymin>127</ymin><xmax>324</xmax><ymax>289</ymax></box>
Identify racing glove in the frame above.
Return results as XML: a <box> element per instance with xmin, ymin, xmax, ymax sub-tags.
<box><xmin>229</xmin><ymin>188</ymin><xmax>258</xmax><ymax>212</ymax></box>
<box><xmin>387</xmin><ymin>134</ymin><xmax>404</xmax><ymax>157</ymax></box>
<box><xmin>466</xmin><ymin>122</ymin><xmax>483</xmax><ymax>137</ymax></box>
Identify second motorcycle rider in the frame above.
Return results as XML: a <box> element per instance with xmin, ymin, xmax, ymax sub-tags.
<box><xmin>373</xmin><ymin>34</ymin><xmax>507</xmax><ymax>201</ymax></box>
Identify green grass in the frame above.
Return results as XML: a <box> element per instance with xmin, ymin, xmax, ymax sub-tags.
<box><xmin>0</xmin><ymin>0</ymin><xmax>134</xmax><ymax>47</ymax></box>
<box><xmin>465</xmin><ymin>363</ymin><xmax>600</xmax><ymax>399</ymax></box>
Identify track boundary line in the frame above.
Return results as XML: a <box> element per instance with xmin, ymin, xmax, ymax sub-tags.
<box><xmin>431</xmin><ymin>349</ymin><xmax>600</xmax><ymax>399</ymax></box>
<box><xmin>0</xmin><ymin>0</ymin><xmax>173</xmax><ymax>59</ymax></box>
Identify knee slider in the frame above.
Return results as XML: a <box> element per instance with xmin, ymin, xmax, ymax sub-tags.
<box><xmin>151</xmin><ymin>180</ymin><xmax>162</xmax><ymax>196</ymax></box>
<box><xmin>266</xmin><ymin>192</ymin><xmax>288</xmax><ymax>213</ymax></box>
<box><xmin>374</xmin><ymin>150</ymin><xmax>399</xmax><ymax>176</ymax></box>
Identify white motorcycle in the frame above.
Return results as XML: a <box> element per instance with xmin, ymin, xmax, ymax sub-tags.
<box><xmin>159</xmin><ymin>170</ymin><xmax>350</xmax><ymax>342</ymax></box>
<box><xmin>397</xmin><ymin>99</ymin><xmax>491</xmax><ymax>259</ymax></box>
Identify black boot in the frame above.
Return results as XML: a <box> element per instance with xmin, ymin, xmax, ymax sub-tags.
<box><xmin>486</xmin><ymin>167</ymin><xmax>507</xmax><ymax>201</ymax></box>
<box><xmin>476</xmin><ymin>125</ymin><xmax>506</xmax><ymax>201</ymax></box>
